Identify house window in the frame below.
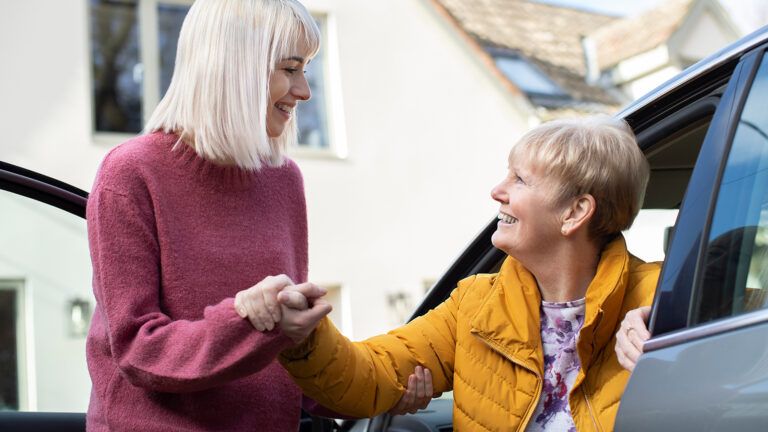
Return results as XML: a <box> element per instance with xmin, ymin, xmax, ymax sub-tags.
<box><xmin>89</xmin><ymin>1</ymin><xmax>334</xmax><ymax>151</ymax></box>
<box><xmin>0</xmin><ymin>281</ymin><xmax>24</xmax><ymax>411</ymax></box>
<box><xmin>90</xmin><ymin>0</ymin><xmax>142</xmax><ymax>133</ymax></box>
<box><xmin>490</xmin><ymin>51</ymin><xmax>566</xmax><ymax>97</ymax></box>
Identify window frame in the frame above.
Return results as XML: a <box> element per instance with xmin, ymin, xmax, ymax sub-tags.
<box><xmin>0</xmin><ymin>279</ymin><xmax>28</xmax><ymax>411</ymax></box>
<box><xmin>88</xmin><ymin>1</ymin><xmax>347</xmax><ymax>159</ymax></box>
<box><xmin>688</xmin><ymin>49</ymin><xmax>768</xmax><ymax>326</ymax></box>
<box><xmin>643</xmin><ymin>48</ymin><xmax>768</xmax><ymax>350</ymax></box>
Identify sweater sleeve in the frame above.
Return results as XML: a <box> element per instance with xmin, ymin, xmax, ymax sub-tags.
<box><xmin>280</xmin><ymin>282</ymin><xmax>470</xmax><ymax>417</ymax></box>
<box><xmin>87</xmin><ymin>181</ymin><xmax>294</xmax><ymax>393</ymax></box>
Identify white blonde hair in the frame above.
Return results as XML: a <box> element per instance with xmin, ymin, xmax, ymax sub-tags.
<box><xmin>509</xmin><ymin>115</ymin><xmax>649</xmax><ymax>241</ymax></box>
<box><xmin>144</xmin><ymin>0</ymin><xmax>320</xmax><ymax>169</ymax></box>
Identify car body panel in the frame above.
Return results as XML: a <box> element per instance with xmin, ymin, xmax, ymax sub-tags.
<box><xmin>616</xmin><ymin>314</ymin><xmax>768</xmax><ymax>431</ymax></box>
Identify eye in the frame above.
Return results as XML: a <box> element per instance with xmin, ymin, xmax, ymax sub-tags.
<box><xmin>284</xmin><ymin>67</ymin><xmax>299</xmax><ymax>75</ymax></box>
<box><xmin>513</xmin><ymin>174</ymin><xmax>525</xmax><ymax>184</ymax></box>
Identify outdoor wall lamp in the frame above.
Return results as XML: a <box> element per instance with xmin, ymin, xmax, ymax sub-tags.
<box><xmin>68</xmin><ymin>297</ymin><xmax>92</xmax><ymax>338</ymax></box>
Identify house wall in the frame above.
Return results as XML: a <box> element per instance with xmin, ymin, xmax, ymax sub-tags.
<box><xmin>621</xmin><ymin>65</ymin><xmax>683</xmax><ymax>101</ymax></box>
<box><xmin>612</xmin><ymin>4</ymin><xmax>739</xmax><ymax>101</ymax></box>
<box><xmin>677</xmin><ymin>9</ymin><xmax>736</xmax><ymax>60</ymax></box>
<box><xmin>0</xmin><ymin>0</ymin><xmax>531</xmax><ymax>411</ymax></box>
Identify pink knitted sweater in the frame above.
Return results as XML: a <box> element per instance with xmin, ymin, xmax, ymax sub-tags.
<box><xmin>85</xmin><ymin>132</ymin><xmax>309</xmax><ymax>431</ymax></box>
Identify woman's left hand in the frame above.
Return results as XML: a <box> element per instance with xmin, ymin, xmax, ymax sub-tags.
<box><xmin>615</xmin><ymin>306</ymin><xmax>651</xmax><ymax>372</ymax></box>
<box><xmin>387</xmin><ymin>366</ymin><xmax>439</xmax><ymax>415</ymax></box>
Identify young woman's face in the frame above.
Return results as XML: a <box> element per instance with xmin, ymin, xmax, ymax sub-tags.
<box><xmin>490</xmin><ymin>159</ymin><xmax>565</xmax><ymax>260</ymax></box>
<box><xmin>267</xmin><ymin>42</ymin><xmax>312</xmax><ymax>138</ymax></box>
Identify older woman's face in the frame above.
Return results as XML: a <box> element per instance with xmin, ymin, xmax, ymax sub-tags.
<box><xmin>490</xmin><ymin>160</ymin><xmax>564</xmax><ymax>259</ymax></box>
<box><xmin>267</xmin><ymin>41</ymin><xmax>312</xmax><ymax>138</ymax></box>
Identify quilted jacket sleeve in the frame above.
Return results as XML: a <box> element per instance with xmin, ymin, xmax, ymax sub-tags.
<box><xmin>280</xmin><ymin>276</ymin><xmax>475</xmax><ymax>417</ymax></box>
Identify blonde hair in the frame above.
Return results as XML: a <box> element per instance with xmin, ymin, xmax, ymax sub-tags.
<box><xmin>509</xmin><ymin>116</ymin><xmax>649</xmax><ymax>241</ymax></box>
<box><xmin>144</xmin><ymin>0</ymin><xmax>320</xmax><ymax>170</ymax></box>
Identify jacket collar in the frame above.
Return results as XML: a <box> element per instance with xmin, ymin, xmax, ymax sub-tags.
<box><xmin>469</xmin><ymin>235</ymin><xmax>631</xmax><ymax>375</ymax></box>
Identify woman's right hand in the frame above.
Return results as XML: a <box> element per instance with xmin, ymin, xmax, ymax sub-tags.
<box><xmin>277</xmin><ymin>287</ymin><xmax>332</xmax><ymax>344</ymax></box>
<box><xmin>615</xmin><ymin>306</ymin><xmax>651</xmax><ymax>372</ymax></box>
<box><xmin>235</xmin><ymin>275</ymin><xmax>331</xmax><ymax>343</ymax></box>
<box><xmin>234</xmin><ymin>274</ymin><xmax>295</xmax><ymax>331</ymax></box>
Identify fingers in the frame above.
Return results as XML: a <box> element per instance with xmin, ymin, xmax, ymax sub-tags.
<box><xmin>304</xmin><ymin>299</ymin><xmax>332</xmax><ymax>323</ymax></box>
<box><xmin>615</xmin><ymin>306</ymin><xmax>653</xmax><ymax>372</ymax></box>
<box><xmin>280</xmin><ymin>300</ymin><xmax>333</xmax><ymax>344</ymax></box>
<box><xmin>420</xmin><ymin>368</ymin><xmax>433</xmax><ymax>409</ymax></box>
<box><xmin>259</xmin><ymin>274</ymin><xmax>295</xmax><ymax>325</ymax></box>
<box><xmin>616</xmin><ymin>341</ymin><xmax>635</xmax><ymax>372</ymax></box>
<box><xmin>278</xmin><ymin>290</ymin><xmax>309</xmax><ymax>310</ymax></box>
<box><xmin>234</xmin><ymin>274</ymin><xmax>295</xmax><ymax>331</ymax></box>
<box><xmin>286</xmin><ymin>282</ymin><xmax>327</xmax><ymax>302</ymax></box>
<box><xmin>388</xmin><ymin>366</ymin><xmax>434</xmax><ymax>415</ymax></box>
<box><xmin>260</xmin><ymin>284</ymin><xmax>282</xmax><ymax>325</ymax></box>
<box><xmin>234</xmin><ymin>292</ymin><xmax>248</xmax><ymax>318</ymax></box>
<box><xmin>388</xmin><ymin>372</ymin><xmax>417</xmax><ymax>415</ymax></box>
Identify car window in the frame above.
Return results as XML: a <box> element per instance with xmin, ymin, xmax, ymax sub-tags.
<box><xmin>691</xmin><ymin>52</ymin><xmax>768</xmax><ymax>325</ymax></box>
<box><xmin>0</xmin><ymin>188</ymin><xmax>93</xmax><ymax>412</ymax></box>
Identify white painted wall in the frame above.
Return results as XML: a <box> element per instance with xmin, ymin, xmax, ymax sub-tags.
<box><xmin>0</xmin><ymin>0</ymin><xmax>531</xmax><ymax>409</ymax></box>
<box><xmin>298</xmin><ymin>0</ymin><xmax>531</xmax><ymax>338</ymax></box>
<box><xmin>677</xmin><ymin>10</ymin><xmax>736</xmax><ymax>60</ymax></box>
<box><xmin>621</xmin><ymin>65</ymin><xmax>683</xmax><ymax>100</ymax></box>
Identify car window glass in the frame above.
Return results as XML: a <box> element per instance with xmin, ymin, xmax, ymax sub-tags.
<box><xmin>0</xmin><ymin>189</ymin><xmax>93</xmax><ymax>412</ymax></box>
<box><xmin>692</xmin><ymin>53</ymin><xmax>768</xmax><ymax>325</ymax></box>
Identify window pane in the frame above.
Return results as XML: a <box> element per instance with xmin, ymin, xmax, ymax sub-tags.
<box><xmin>297</xmin><ymin>16</ymin><xmax>330</xmax><ymax>149</ymax></box>
<box><xmin>493</xmin><ymin>56</ymin><xmax>565</xmax><ymax>96</ymax></box>
<box><xmin>90</xmin><ymin>0</ymin><xmax>142</xmax><ymax>133</ymax></box>
<box><xmin>0</xmin><ymin>190</ymin><xmax>93</xmax><ymax>411</ymax></box>
<box><xmin>0</xmin><ymin>288</ymin><xmax>18</xmax><ymax>410</ymax></box>
<box><xmin>158</xmin><ymin>3</ymin><xmax>190</xmax><ymax>97</ymax></box>
<box><xmin>693</xmin><ymin>54</ymin><xmax>768</xmax><ymax>324</ymax></box>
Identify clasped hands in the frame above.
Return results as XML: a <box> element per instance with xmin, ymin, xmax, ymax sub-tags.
<box><xmin>234</xmin><ymin>274</ymin><xmax>330</xmax><ymax>344</ymax></box>
<box><xmin>233</xmin><ymin>274</ymin><xmax>435</xmax><ymax>415</ymax></box>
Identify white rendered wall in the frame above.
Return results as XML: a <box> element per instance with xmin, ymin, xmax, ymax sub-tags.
<box><xmin>677</xmin><ymin>11</ymin><xmax>736</xmax><ymax>60</ymax></box>
<box><xmin>0</xmin><ymin>0</ymin><xmax>531</xmax><ymax>406</ymax></box>
<box><xmin>297</xmin><ymin>0</ymin><xmax>531</xmax><ymax>337</ymax></box>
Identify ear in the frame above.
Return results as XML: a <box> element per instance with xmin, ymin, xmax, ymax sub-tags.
<box><xmin>560</xmin><ymin>194</ymin><xmax>596</xmax><ymax>237</ymax></box>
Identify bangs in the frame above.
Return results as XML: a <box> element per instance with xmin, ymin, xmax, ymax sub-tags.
<box><xmin>272</xmin><ymin>2</ymin><xmax>321</xmax><ymax>65</ymax></box>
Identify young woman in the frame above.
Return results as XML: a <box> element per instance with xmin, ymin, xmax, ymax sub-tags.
<box><xmin>85</xmin><ymin>1</ymin><xmax>424</xmax><ymax>430</ymax></box>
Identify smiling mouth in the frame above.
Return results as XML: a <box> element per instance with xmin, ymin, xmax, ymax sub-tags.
<box><xmin>498</xmin><ymin>212</ymin><xmax>518</xmax><ymax>224</ymax></box>
<box><xmin>275</xmin><ymin>103</ymin><xmax>294</xmax><ymax>116</ymax></box>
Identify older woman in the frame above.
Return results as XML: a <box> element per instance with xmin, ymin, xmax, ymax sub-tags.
<box><xmin>242</xmin><ymin>116</ymin><xmax>660</xmax><ymax>431</ymax></box>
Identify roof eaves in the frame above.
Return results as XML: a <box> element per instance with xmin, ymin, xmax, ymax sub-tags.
<box><xmin>426</xmin><ymin>0</ymin><xmax>537</xmax><ymax>112</ymax></box>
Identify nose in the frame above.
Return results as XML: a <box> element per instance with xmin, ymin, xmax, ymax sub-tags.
<box><xmin>292</xmin><ymin>73</ymin><xmax>311</xmax><ymax>101</ymax></box>
<box><xmin>491</xmin><ymin>180</ymin><xmax>508</xmax><ymax>204</ymax></box>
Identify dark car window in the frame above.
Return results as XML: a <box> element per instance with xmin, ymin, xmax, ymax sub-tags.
<box><xmin>692</xmin><ymin>52</ymin><xmax>768</xmax><ymax>325</ymax></box>
<box><xmin>0</xmin><ymin>188</ymin><xmax>92</xmax><ymax>412</ymax></box>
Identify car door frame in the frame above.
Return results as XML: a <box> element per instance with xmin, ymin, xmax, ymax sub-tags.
<box><xmin>616</xmin><ymin>44</ymin><xmax>768</xmax><ymax>430</ymax></box>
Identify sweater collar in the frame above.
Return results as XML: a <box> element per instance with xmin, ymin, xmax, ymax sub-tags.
<box><xmin>469</xmin><ymin>235</ymin><xmax>631</xmax><ymax>375</ymax></box>
<box><xmin>153</xmin><ymin>132</ymin><xmax>271</xmax><ymax>191</ymax></box>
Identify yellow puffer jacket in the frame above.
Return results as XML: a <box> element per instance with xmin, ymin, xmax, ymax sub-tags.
<box><xmin>281</xmin><ymin>236</ymin><xmax>660</xmax><ymax>431</ymax></box>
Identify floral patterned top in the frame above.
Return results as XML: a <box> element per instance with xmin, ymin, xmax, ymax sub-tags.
<box><xmin>526</xmin><ymin>298</ymin><xmax>586</xmax><ymax>432</ymax></box>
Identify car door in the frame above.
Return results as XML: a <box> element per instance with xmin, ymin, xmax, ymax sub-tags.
<box><xmin>0</xmin><ymin>162</ymin><xmax>90</xmax><ymax>431</ymax></box>
<box><xmin>616</xmin><ymin>46</ymin><xmax>768</xmax><ymax>430</ymax></box>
